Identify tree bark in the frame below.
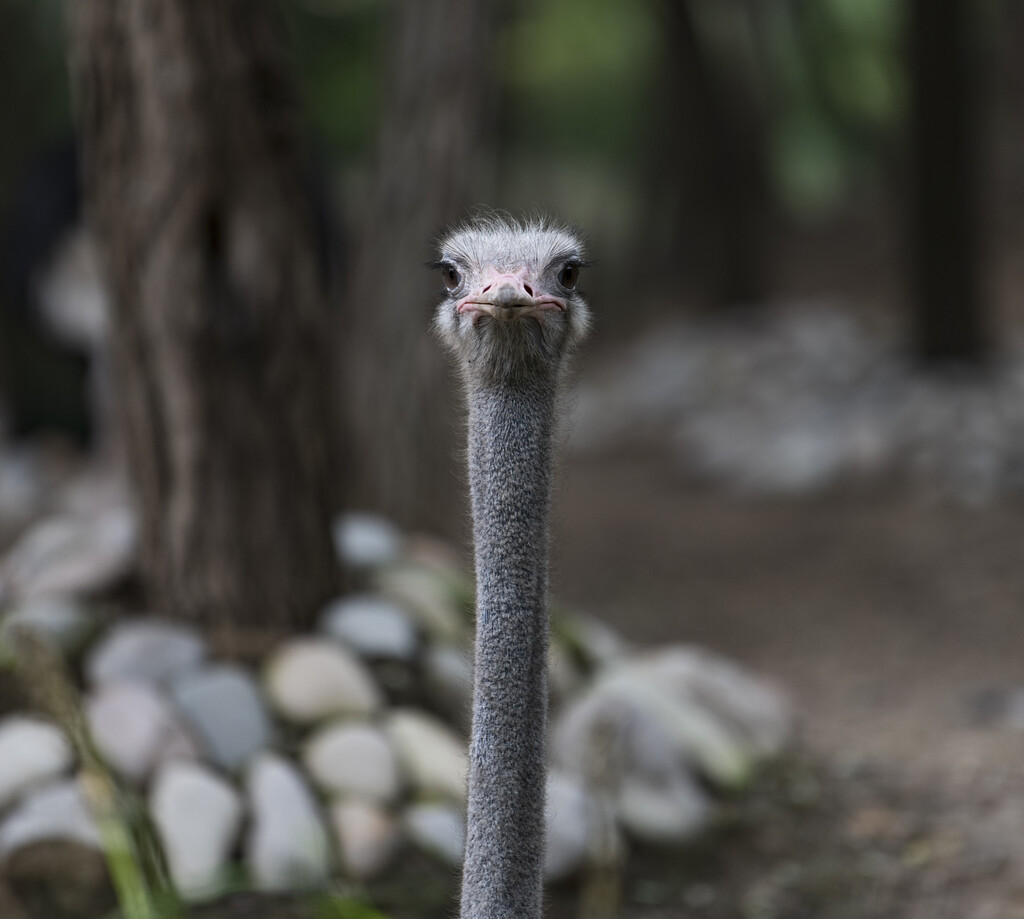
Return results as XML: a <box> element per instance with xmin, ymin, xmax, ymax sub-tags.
<box><xmin>69</xmin><ymin>0</ymin><xmax>342</xmax><ymax>631</ymax></box>
<box><xmin>908</xmin><ymin>0</ymin><xmax>986</xmax><ymax>362</ymax></box>
<box><xmin>343</xmin><ymin>0</ymin><xmax>494</xmax><ymax>536</ymax></box>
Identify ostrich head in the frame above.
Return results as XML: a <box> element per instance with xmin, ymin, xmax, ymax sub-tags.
<box><xmin>434</xmin><ymin>215</ymin><xmax>591</xmax><ymax>385</ymax></box>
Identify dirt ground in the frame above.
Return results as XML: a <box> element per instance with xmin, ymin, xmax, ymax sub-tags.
<box><xmin>547</xmin><ymin>444</ymin><xmax>1024</xmax><ymax>919</ymax></box>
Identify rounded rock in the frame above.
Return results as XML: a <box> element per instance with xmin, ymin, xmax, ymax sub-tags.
<box><xmin>86</xmin><ymin>682</ymin><xmax>199</xmax><ymax>782</ymax></box>
<box><xmin>0</xmin><ymin>717</ymin><xmax>74</xmax><ymax>810</ymax></box>
<box><xmin>170</xmin><ymin>665</ymin><xmax>272</xmax><ymax>770</ymax></box>
<box><xmin>85</xmin><ymin>619</ymin><xmax>205</xmax><ymax>689</ymax></box>
<box><xmin>319</xmin><ymin>595</ymin><xmax>419</xmax><ymax>661</ymax></box>
<box><xmin>149</xmin><ymin>760</ymin><xmax>244</xmax><ymax>899</ymax></box>
<box><xmin>246</xmin><ymin>753</ymin><xmax>331</xmax><ymax>890</ymax></box>
<box><xmin>0</xmin><ymin>779</ymin><xmax>102</xmax><ymax>860</ymax></box>
<box><xmin>403</xmin><ymin>802</ymin><xmax>465</xmax><ymax>866</ymax></box>
<box><xmin>264</xmin><ymin>638</ymin><xmax>382</xmax><ymax>725</ymax></box>
<box><xmin>329</xmin><ymin>799</ymin><xmax>400</xmax><ymax>880</ymax></box>
<box><xmin>303</xmin><ymin>721</ymin><xmax>400</xmax><ymax>802</ymax></box>
<box><xmin>386</xmin><ymin>709</ymin><xmax>468</xmax><ymax>803</ymax></box>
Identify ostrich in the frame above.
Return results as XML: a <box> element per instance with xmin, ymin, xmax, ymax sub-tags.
<box><xmin>434</xmin><ymin>215</ymin><xmax>591</xmax><ymax>919</ymax></box>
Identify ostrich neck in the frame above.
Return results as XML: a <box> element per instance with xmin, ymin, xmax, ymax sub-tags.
<box><xmin>461</xmin><ymin>376</ymin><xmax>557</xmax><ymax>919</ymax></box>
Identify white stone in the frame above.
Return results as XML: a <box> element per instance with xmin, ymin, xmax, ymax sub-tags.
<box><xmin>320</xmin><ymin>595</ymin><xmax>419</xmax><ymax>661</ymax></box>
<box><xmin>386</xmin><ymin>709</ymin><xmax>467</xmax><ymax>803</ymax></box>
<box><xmin>403</xmin><ymin>802</ymin><xmax>465</xmax><ymax>866</ymax></box>
<box><xmin>329</xmin><ymin>799</ymin><xmax>400</xmax><ymax>880</ymax></box>
<box><xmin>85</xmin><ymin>619</ymin><xmax>206</xmax><ymax>688</ymax></box>
<box><xmin>0</xmin><ymin>717</ymin><xmax>74</xmax><ymax>809</ymax></box>
<box><xmin>544</xmin><ymin>771</ymin><xmax>593</xmax><ymax>881</ymax></box>
<box><xmin>332</xmin><ymin>513</ymin><xmax>403</xmax><ymax>568</ymax></box>
<box><xmin>373</xmin><ymin>564</ymin><xmax>464</xmax><ymax>642</ymax></box>
<box><xmin>421</xmin><ymin>643</ymin><xmax>473</xmax><ymax>728</ymax></box>
<box><xmin>1</xmin><ymin>596</ymin><xmax>95</xmax><ymax>653</ymax></box>
<box><xmin>149</xmin><ymin>760</ymin><xmax>244</xmax><ymax>899</ymax></box>
<box><xmin>0</xmin><ymin>779</ymin><xmax>102</xmax><ymax>860</ymax></box>
<box><xmin>636</xmin><ymin>646</ymin><xmax>792</xmax><ymax>758</ymax></box>
<box><xmin>0</xmin><ymin>505</ymin><xmax>136</xmax><ymax>602</ymax></box>
<box><xmin>302</xmin><ymin>721</ymin><xmax>400</xmax><ymax>802</ymax></box>
<box><xmin>86</xmin><ymin>682</ymin><xmax>199</xmax><ymax>782</ymax></box>
<box><xmin>616</xmin><ymin>774</ymin><xmax>710</xmax><ymax>844</ymax></box>
<box><xmin>246</xmin><ymin>753</ymin><xmax>331</xmax><ymax>890</ymax></box>
<box><xmin>264</xmin><ymin>638</ymin><xmax>382</xmax><ymax>725</ymax></box>
<box><xmin>170</xmin><ymin>665</ymin><xmax>272</xmax><ymax>770</ymax></box>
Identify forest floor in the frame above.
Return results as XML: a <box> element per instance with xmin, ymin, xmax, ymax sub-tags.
<box><xmin>548</xmin><ymin>444</ymin><xmax>1024</xmax><ymax>919</ymax></box>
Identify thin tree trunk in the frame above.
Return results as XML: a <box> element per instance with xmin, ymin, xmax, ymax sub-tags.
<box><xmin>343</xmin><ymin>0</ymin><xmax>494</xmax><ymax>536</ymax></box>
<box><xmin>69</xmin><ymin>0</ymin><xmax>342</xmax><ymax>631</ymax></box>
<box><xmin>909</xmin><ymin>0</ymin><xmax>986</xmax><ymax>362</ymax></box>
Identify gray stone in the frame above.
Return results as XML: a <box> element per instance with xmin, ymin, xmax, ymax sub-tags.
<box><xmin>0</xmin><ymin>717</ymin><xmax>74</xmax><ymax>810</ymax></box>
<box><xmin>0</xmin><ymin>780</ymin><xmax>101</xmax><ymax>860</ymax></box>
<box><xmin>171</xmin><ymin>665</ymin><xmax>272</xmax><ymax>770</ymax></box>
<box><xmin>149</xmin><ymin>760</ymin><xmax>244</xmax><ymax>899</ymax></box>
<box><xmin>635</xmin><ymin>646</ymin><xmax>792</xmax><ymax>758</ymax></box>
<box><xmin>403</xmin><ymin>802</ymin><xmax>465</xmax><ymax>866</ymax></box>
<box><xmin>264</xmin><ymin>638</ymin><xmax>382</xmax><ymax>725</ymax></box>
<box><xmin>0</xmin><ymin>505</ymin><xmax>136</xmax><ymax>602</ymax></box>
<box><xmin>544</xmin><ymin>771</ymin><xmax>593</xmax><ymax>881</ymax></box>
<box><xmin>320</xmin><ymin>595</ymin><xmax>419</xmax><ymax>661</ymax></box>
<box><xmin>386</xmin><ymin>709</ymin><xmax>467</xmax><ymax>803</ymax></box>
<box><xmin>246</xmin><ymin>753</ymin><xmax>331</xmax><ymax>890</ymax></box>
<box><xmin>329</xmin><ymin>799</ymin><xmax>400</xmax><ymax>880</ymax></box>
<box><xmin>616</xmin><ymin>773</ymin><xmax>710</xmax><ymax>844</ymax></box>
<box><xmin>374</xmin><ymin>564</ymin><xmax>464</xmax><ymax>642</ymax></box>
<box><xmin>85</xmin><ymin>619</ymin><xmax>206</xmax><ymax>688</ymax></box>
<box><xmin>302</xmin><ymin>721</ymin><xmax>400</xmax><ymax>802</ymax></box>
<box><xmin>421</xmin><ymin>644</ymin><xmax>473</xmax><ymax>724</ymax></box>
<box><xmin>332</xmin><ymin>513</ymin><xmax>403</xmax><ymax>569</ymax></box>
<box><xmin>1</xmin><ymin>596</ymin><xmax>96</xmax><ymax>654</ymax></box>
<box><xmin>86</xmin><ymin>682</ymin><xmax>199</xmax><ymax>782</ymax></box>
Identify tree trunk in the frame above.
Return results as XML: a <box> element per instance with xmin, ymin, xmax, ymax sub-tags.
<box><xmin>343</xmin><ymin>0</ymin><xmax>494</xmax><ymax>537</ymax></box>
<box><xmin>908</xmin><ymin>0</ymin><xmax>986</xmax><ymax>363</ymax></box>
<box><xmin>69</xmin><ymin>0</ymin><xmax>342</xmax><ymax>631</ymax></box>
<box><xmin>650</xmin><ymin>0</ymin><xmax>769</xmax><ymax>309</ymax></box>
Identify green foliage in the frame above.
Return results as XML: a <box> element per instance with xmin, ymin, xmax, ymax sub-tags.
<box><xmin>310</xmin><ymin>892</ymin><xmax>392</xmax><ymax>919</ymax></box>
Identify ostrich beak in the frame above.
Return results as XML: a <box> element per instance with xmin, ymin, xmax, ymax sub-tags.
<box><xmin>457</xmin><ymin>275</ymin><xmax>566</xmax><ymax>322</ymax></box>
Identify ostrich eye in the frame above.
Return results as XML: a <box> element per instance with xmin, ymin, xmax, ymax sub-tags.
<box><xmin>442</xmin><ymin>264</ymin><xmax>462</xmax><ymax>291</ymax></box>
<box><xmin>559</xmin><ymin>262</ymin><xmax>580</xmax><ymax>290</ymax></box>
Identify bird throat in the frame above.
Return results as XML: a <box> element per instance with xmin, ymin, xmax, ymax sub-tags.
<box><xmin>461</xmin><ymin>379</ymin><xmax>557</xmax><ymax>919</ymax></box>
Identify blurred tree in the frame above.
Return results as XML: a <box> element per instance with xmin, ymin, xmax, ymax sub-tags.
<box><xmin>908</xmin><ymin>0</ymin><xmax>986</xmax><ymax>362</ymax></box>
<box><xmin>651</xmin><ymin>0</ymin><xmax>770</xmax><ymax>308</ymax></box>
<box><xmin>342</xmin><ymin>0</ymin><xmax>495</xmax><ymax>536</ymax></box>
<box><xmin>69</xmin><ymin>0</ymin><xmax>343</xmax><ymax>632</ymax></box>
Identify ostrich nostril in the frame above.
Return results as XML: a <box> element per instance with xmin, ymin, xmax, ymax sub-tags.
<box><xmin>482</xmin><ymin>284</ymin><xmax>492</xmax><ymax>293</ymax></box>
<box><xmin>523</xmin><ymin>284</ymin><xmax>534</xmax><ymax>296</ymax></box>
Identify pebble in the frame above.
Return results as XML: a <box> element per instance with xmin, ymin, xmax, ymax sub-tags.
<box><xmin>386</xmin><ymin>709</ymin><xmax>468</xmax><ymax>803</ymax></box>
<box><xmin>403</xmin><ymin>802</ymin><xmax>465</xmax><ymax>866</ymax></box>
<box><xmin>149</xmin><ymin>760</ymin><xmax>244</xmax><ymax>899</ymax></box>
<box><xmin>264</xmin><ymin>638</ymin><xmax>382</xmax><ymax>724</ymax></box>
<box><xmin>636</xmin><ymin>646</ymin><xmax>792</xmax><ymax>758</ymax></box>
<box><xmin>421</xmin><ymin>644</ymin><xmax>473</xmax><ymax>725</ymax></box>
<box><xmin>86</xmin><ymin>682</ymin><xmax>199</xmax><ymax>782</ymax></box>
<box><xmin>170</xmin><ymin>665</ymin><xmax>272</xmax><ymax>770</ymax></box>
<box><xmin>319</xmin><ymin>595</ymin><xmax>419</xmax><ymax>661</ymax></box>
<box><xmin>0</xmin><ymin>780</ymin><xmax>102</xmax><ymax>859</ymax></box>
<box><xmin>0</xmin><ymin>596</ymin><xmax>96</xmax><ymax>653</ymax></box>
<box><xmin>616</xmin><ymin>773</ymin><xmax>710</xmax><ymax>844</ymax></box>
<box><xmin>302</xmin><ymin>721</ymin><xmax>400</xmax><ymax>802</ymax></box>
<box><xmin>0</xmin><ymin>505</ymin><xmax>135</xmax><ymax>601</ymax></box>
<box><xmin>332</xmin><ymin>513</ymin><xmax>403</xmax><ymax>568</ymax></box>
<box><xmin>329</xmin><ymin>799</ymin><xmax>400</xmax><ymax>880</ymax></box>
<box><xmin>0</xmin><ymin>717</ymin><xmax>74</xmax><ymax>810</ymax></box>
<box><xmin>374</xmin><ymin>564</ymin><xmax>463</xmax><ymax>641</ymax></box>
<box><xmin>544</xmin><ymin>771</ymin><xmax>593</xmax><ymax>881</ymax></box>
<box><xmin>246</xmin><ymin>753</ymin><xmax>331</xmax><ymax>890</ymax></box>
<box><xmin>85</xmin><ymin>618</ymin><xmax>206</xmax><ymax>688</ymax></box>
